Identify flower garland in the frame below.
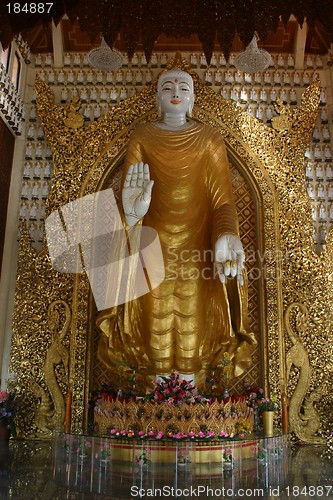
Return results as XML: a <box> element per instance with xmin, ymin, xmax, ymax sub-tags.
<box><xmin>108</xmin><ymin>429</ymin><xmax>237</xmax><ymax>441</ymax></box>
<box><xmin>244</xmin><ymin>381</ymin><xmax>280</xmax><ymax>412</ymax></box>
<box><xmin>143</xmin><ymin>372</ymin><xmax>209</xmax><ymax>406</ymax></box>
<box><xmin>223</xmin><ymin>446</ymin><xmax>234</xmax><ymax>463</ymax></box>
<box><xmin>0</xmin><ymin>389</ymin><xmax>21</xmax><ymax>437</ymax></box>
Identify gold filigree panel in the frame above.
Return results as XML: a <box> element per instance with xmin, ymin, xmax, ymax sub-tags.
<box><xmin>11</xmin><ymin>53</ymin><xmax>333</xmax><ymax>443</ymax></box>
<box><xmin>10</xmin><ymin>225</ymin><xmax>74</xmax><ymax>437</ymax></box>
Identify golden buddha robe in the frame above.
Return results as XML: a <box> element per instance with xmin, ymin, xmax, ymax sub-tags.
<box><xmin>97</xmin><ymin>122</ymin><xmax>256</xmax><ymax>384</ymax></box>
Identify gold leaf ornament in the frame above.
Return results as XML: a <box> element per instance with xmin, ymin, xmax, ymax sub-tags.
<box><xmin>63</xmin><ymin>97</ymin><xmax>84</xmax><ymax>130</ymax></box>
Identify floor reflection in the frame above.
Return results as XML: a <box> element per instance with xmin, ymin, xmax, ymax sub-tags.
<box><xmin>0</xmin><ymin>440</ymin><xmax>332</xmax><ymax>499</ymax></box>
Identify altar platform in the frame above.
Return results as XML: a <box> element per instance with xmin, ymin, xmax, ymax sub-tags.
<box><xmin>53</xmin><ymin>430</ymin><xmax>288</xmax><ymax>466</ymax></box>
<box><xmin>51</xmin><ymin>431</ymin><xmax>289</xmax><ymax>497</ymax></box>
<box><xmin>0</xmin><ymin>437</ymin><xmax>332</xmax><ymax>499</ymax></box>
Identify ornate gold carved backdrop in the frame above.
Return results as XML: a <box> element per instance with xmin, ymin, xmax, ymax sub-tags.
<box><xmin>90</xmin><ymin>154</ymin><xmax>262</xmax><ymax>399</ymax></box>
<box><xmin>10</xmin><ymin>54</ymin><xmax>333</xmax><ymax>443</ymax></box>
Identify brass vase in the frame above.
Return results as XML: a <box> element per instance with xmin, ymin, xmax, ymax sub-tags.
<box><xmin>262</xmin><ymin>411</ymin><xmax>274</xmax><ymax>437</ymax></box>
<box><xmin>0</xmin><ymin>422</ymin><xmax>10</xmax><ymax>465</ymax></box>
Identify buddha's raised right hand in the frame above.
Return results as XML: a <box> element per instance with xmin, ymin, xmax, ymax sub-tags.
<box><xmin>122</xmin><ymin>162</ymin><xmax>154</xmax><ymax>226</ymax></box>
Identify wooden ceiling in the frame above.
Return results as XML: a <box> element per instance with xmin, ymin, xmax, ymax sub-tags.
<box><xmin>1</xmin><ymin>1</ymin><xmax>332</xmax><ymax>61</ymax></box>
<box><xmin>23</xmin><ymin>18</ymin><xmax>330</xmax><ymax>56</ymax></box>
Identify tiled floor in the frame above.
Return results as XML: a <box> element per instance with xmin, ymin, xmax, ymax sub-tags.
<box><xmin>0</xmin><ymin>440</ymin><xmax>332</xmax><ymax>499</ymax></box>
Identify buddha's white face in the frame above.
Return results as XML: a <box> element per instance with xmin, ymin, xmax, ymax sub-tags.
<box><xmin>159</xmin><ymin>77</ymin><xmax>194</xmax><ymax>115</ymax></box>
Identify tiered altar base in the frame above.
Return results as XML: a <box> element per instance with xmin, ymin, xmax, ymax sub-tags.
<box><xmin>94</xmin><ymin>396</ymin><xmax>254</xmax><ymax>436</ymax></box>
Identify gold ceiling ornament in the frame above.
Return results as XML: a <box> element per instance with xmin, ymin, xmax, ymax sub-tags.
<box><xmin>234</xmin><ymin>35</ymin><xmax>272</xmax><ymax>73</ymax></box>
<box><xmin>87</xmin><ymin>37</ymin><xmax>123</xmax><ymax>71</ymax></box>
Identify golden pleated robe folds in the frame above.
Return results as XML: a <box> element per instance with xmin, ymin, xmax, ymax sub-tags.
<box><xmin>97</xmin><ymin>122</ymin><xmax>257</xmax><ymax>384</ymax></box>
